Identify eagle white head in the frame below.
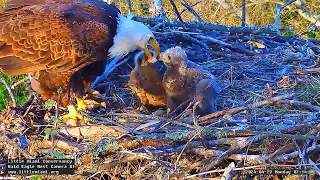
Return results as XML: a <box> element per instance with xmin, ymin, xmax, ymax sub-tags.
<box><xmin>108</xmin><ymin>14</ymin><xmax>160</xmax><ymax>63</ymax></box>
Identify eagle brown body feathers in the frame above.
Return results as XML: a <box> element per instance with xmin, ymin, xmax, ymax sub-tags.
<box><xmin>0</xmin><ymin>0</ymin><xmax>119</xmax><ymax>106</ymax></box>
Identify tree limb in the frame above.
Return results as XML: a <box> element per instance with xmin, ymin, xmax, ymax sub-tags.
<box><xmin>241</xmin><ymin>0</ymin><xmax>246</xmax><ymax>27</ymax></box>
<box><xmin>0</xmin><ymin>77</ymin><xmax>16</xmax><ymax>108</ymax></box>
<box><xmin>168</xmin><ymin>0</ymin><xmax>183</xmax><ymax>22</ymax></box>
<box><xmin>199</xmin><ymin>93</ymin><xmax>295</xmax><ymax>122</ymax></box>
<box><xmin>133</xmin><ymin>16</ymin><xmax>292</xmax><ymax>34</ymax></box>
<box><xmin>176</xmin><ymin>0</ymin><xmax>202</xmax><ymax>22</ymax></box>
<box><xmin>275</xmin><ymin>0</ymin><xmax>297</xmax><ymax>34</ymax></box>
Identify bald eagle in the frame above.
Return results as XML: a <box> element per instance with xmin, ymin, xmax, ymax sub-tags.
<box><xmin>0</xmin><ymin>0</ymin><xmax>160</xmax><ymax>125</ymax></box>
<box><xmin>159</xmin><ymin>46</ymin><xmax>219</xmax><ymax>116</ymax></box>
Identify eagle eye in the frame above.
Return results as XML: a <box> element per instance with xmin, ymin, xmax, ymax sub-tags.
<box><xmin>167</xmin><ymin>55</ymin><xmax>171</xmax><ymax>60</ymax></box>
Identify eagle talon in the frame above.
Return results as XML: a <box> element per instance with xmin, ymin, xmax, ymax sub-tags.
<box><xmin>60</xmin><ymin>105</ymin><xmax>86</xmax><ymax>126</ymax></box>
<box><xmin>75</xmin><ymin>97</ymin><xmax>106</xmax><ymax>111</ymax></box>
<box><xmin>60</xmin><ymin>96</ymin><xmax>106</xmax><ymax>126</ymax></box>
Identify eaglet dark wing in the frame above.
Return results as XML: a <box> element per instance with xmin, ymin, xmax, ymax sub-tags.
<box><xmin>0</xmin><ymin>0</ymin><xmax>117</xmax><ymax>75</ymax></box>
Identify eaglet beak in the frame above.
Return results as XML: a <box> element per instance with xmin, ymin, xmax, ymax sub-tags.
<box><xmin>158</xmin><ymin>53</ymin><xmax>167</xmax><ymax>63</ymax></box>
<box><xmin>143</xmin><ymin>38</ymin><xmax>160</xmax><ymax>63</ymax></box>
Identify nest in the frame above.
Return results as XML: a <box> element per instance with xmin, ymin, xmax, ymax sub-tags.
<box><xmin>1</xmin><ymin>14</ymin><xmax>320</xmax><ymax>180</ymax></box>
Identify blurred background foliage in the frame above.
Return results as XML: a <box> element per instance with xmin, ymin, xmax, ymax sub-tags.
<box><xmin>0</xmin><ymin>0</ymin><xmax>319</xmax><ymax>110</ymax></box>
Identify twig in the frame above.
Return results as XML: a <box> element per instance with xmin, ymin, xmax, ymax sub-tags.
<box><xmin>21</xmin><ymin>93</ymin><xmax>34</xmax><ymax>110</ymax></box>
<box><xmin>180</xmin><ymin>33</ymin><xmax>209</xmax><ymax>49</ymax></box>
<box><xmin>308</xmin><ymin>158</ymin><xmax>320</xmax><ymax>176</ymax></box>
<box><xmin>299</xmin><ymin>24</ymin><xmax>320</xmax><ymax>36</ymax></box>
<box><xmin>130</xmin><ymin>161</ymin><xmax>158</xmax><ymax>178</ymax></box>
<box><xmin>168</xmin><ymin>0</ymin><xmax>183</xmax><ymax>22</ymax></box>
<box><xmin>176</xmin><ymin>0</ymin><xmax>202</xmax><ymax>22</ymax></box>
<box><xmin>294</xmin><ymin>0</ymin><xmax>320</xmax><ymax>26</ymax></box>
<box><xmin>194</xmin><ymin>35</ymin><xmax>255</xmax><ymax>55</ymax></box>
<box><xmin>241</xmin><ymin>0</ymin><xmax>246</xmax><ymax>27</ymax></box>
<box><xmin>133</xmin><ymin>16</ymin><xmax>292</xmax><ymax>34</ymax></box>
<box><xmin>0</xmin><ymin>77</ymin><xmax>16</xmax><ymax>108</ymax></box>
<box><xmin>127</xmin><ymin>0</ymin><xmax>133</xmax><ymax>16</ymax></box>
<box><xmin>150</xmin><ymin>0</ymin><xmax>167</xmax><ymax>18</ymax></box>
<box><xmin>202</xmin><ymin>135</ymin><xmax>263</xmax><ymax>171</ymax></box>
<box><xmin>10</xmin><ymin>77</ymin><xmax>29</xmax><ymax>89</ymax></box>
<box><xmin>0</xmin><ymin>134</ymin><xmax>34</xmax><ymax>159</ymax></box>
<box><xmin>84</xmin><ymin>113</ymin><xmax>143</xmax><ymax>135</ymax></box>
<box><xmin>192</xmin><ymin>148</ymin><xmax>267</xmax><ymax>164</ymax></box>
<box><xmin>212</xmin><ymin>0</ymin><xmax>224</xmax><ymax>20</ymax></box>
<box><xmin>174</xmin><ymin>127</ymin><xmax>203</xmax><ymax>170</ymax></box>
<box><xmin>222</xmin><ymin>162</ymin><xmax>236</xmax><ymax>180</ymax></box>
<box><xmin>174</xmin><ymin>0</ymin><xmax>202</xmax><ymax>21</ymax></box>
<box><xmin>272</xmin><ymin>145</ymin><xmax>320</xmax><ymax>162</ymax></box>
<box><xmin>264</xmin><ymin>143</ymin><xmax>295</xmax><ymax>161</ymax></box>
<box><xmin>121</xmin><ymin>150</ymin><xmax>175</xmax><ymax>168</ymax></box>
<box><xmin>199</xmin><ymin>93</ymin><xmax>295</xmax><ymax>122</ymax></box>
<box><xmin>275</xmin><ymin>0</ymin><xmax>297</xmax><ymax>34</ymax></box>
<box><xmin>304</xmin><ymin>67</ymin><xmax>320</xmax><ymax>74</ymax></box>
<box><xmin>59</xmin><ymin>125</ymin><xmax>128</xmax><ymax>138</ymax></box>
<box><xmin>188</xmin><ymin>148</ymin><xmax>246</xmax><ymax>172</ymax></box>
<box><xmin>162</xmin><ymin>137</ymin><xmax>258</xmax><ymax>156</ymax></box>
<box><xmin>280</xmin><ymin>99</ymin><xmax>320</xmax><ymax>112</ymax></box>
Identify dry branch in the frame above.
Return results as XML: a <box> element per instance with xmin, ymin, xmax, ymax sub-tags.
<box><xmin>10</xmin><ymin>77</ymin><xmax>29</xmax><ymax>90</ymax></box>
<box><xmin>174</xmin><ymin>0</ymin><xmax>202</xmax><ymax>21</ymax></box>
<box><xmin>59</xmin><ymin>125</ymin><xmax>128</xmax><ymax>139</ymax></box>
<box><xmin>241</xmin><ymin>0</ymin><xmax>246</xmax><ymax>27</ymax></box>
<box><xmin>294</xmin><ymin>0</ymin><xmax>320</xmax><ymax>27</ymax></box>
<box><xmin>150</xmin><ymin>0</ymin><xmax>167</xmax><ymax>18</ymax></box>
<box><xmin>280</xmin><ymin>99</ymin><xmax>320</xmax><ymax>112</ymax></box>
<box><xmin>0</xmin><ymin>134</ymin><xmax>34</xmax><ymax>159</ymax></box>
<box><xmin>199</xmin><ymin>93</ymin><xmax>295</xmax><ymax>122</ymax></box>
<box><xmin>133</xmin><ymin>16</ymin><xmax>292</xmax><ymax>34</ymax></box>
<box><xmin>275</xmin><ymin>0</ymin><xmax>297</xmax><ymax>34</ymax></box>
<box><xmin>168</xmin><ymin>0</ymin><xmax>183</xmax><ymax>22</ymax></box>
<box><xmin>176</xmin><ymin>0</ymin><xmax>202</xmax><ymax>22</ymax></box>
<box><xmin>0</xmin><ymin>78</ymin><xmax>16</xmax><ymax>108</ymax></box>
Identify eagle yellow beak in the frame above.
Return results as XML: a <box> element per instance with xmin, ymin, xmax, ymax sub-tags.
<box><xmin>144</xmin><ymin>38</ymin><xmax>160</xmax><ymax>63</ymax></box>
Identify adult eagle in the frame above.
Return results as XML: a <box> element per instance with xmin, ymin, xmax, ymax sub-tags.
<box><xmin>0</xmin><ymin>0</ymin><xmax>160</xmax><ymax>125</ymax></box>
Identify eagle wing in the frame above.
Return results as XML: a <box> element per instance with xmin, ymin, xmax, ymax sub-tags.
<box><xmin>0</xmin><ymin>0</ymin><xmax>118</xmax><ymax>75</ymax></box>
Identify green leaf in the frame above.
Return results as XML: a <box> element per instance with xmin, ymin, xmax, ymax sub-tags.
<box><xmin>282</xmin><ymin>31</ymin><xmax>294</xmax><ymax>36</ymax></box>
<box><xmin>57</xmin><ymin>87</ymin><xmax>63</xmax><ymax>94</ymax></box>
<box><xmin>47</xmin><ymin>149</ymin><xmax>66</xmax><ymax>159</ymax></box>
<box><xmin>44</xmin><ymin>128</ymin><xmax>52</xmax><ymax>140</ymax></box>
<box><xmin>0</xmin><ymin>73</ymin><xmax>28</xmax><ymax>110</ymax></box>
<box><xmin>51</xmin><ymin>116</ymin><xmax>61</xmax><ymax>123</ymax></box>
<box><xmin>32</xmin><ymin>175</ymin><xmax>41</xmax><ymax>180</ymax></box>
<box><xmin>51</xmin><ymin>129</ymin><xmax>60</xmax><ymax>136</ymax></box>
<box><xmin>44</xmin><ymin>99</ymin><xmax>56</xmax><ymax>107</ymax></box>
<box><xmin>306</xmin><ymin>32</ymin><xmax>316</xmax><ymax>39</ymax></box>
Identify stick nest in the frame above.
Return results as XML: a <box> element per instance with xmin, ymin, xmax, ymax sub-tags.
<box><xmin>1</xmin><ymin>18</ymin><xmax>320</xmax><ymax>179</ymax></box>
